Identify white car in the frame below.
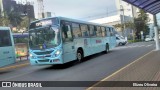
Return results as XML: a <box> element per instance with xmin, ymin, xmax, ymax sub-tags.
<box><xmin>145</xmin><ymin>35</ymin><xmax>154</xmax><ymax>41</ymax></box>
<box><xmin>116</xmin><ymin>36</ymin><xmax>127</xmax><ymax>46</ymax></box>
<box><xmin>145</xmin><ymin>37</ymin><xmax>153</xmax><ymax>41</ymax></box>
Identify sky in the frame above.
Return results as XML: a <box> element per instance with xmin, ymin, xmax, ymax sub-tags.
<box><xmin>15</xmin><ymin>0</ymin><xmax>117</xmax><ymax>20</ymax></box>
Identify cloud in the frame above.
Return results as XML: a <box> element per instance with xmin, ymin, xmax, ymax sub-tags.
<box><xmin>16</xmin><ymin>0</ymin><xmax>117</xmax><ymax>20</ymax></box>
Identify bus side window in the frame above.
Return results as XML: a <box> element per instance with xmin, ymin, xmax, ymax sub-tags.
<box><xmin>72</xmin><ymin>23</ymin><xmax>81</xmax><ymax>38</ymax></box>
<box><xmin>89</xmin><ymin>25</ymin><xmax>96</xmax><ymax>37</ymax></box>
<box><xmin>112</xmin><ymin>28</ymin><xmax>116</xmax><ymax>36</ymax></box>
<box><xmin>106</xmin><ymin>27</ymin><xmax>110</xmax><ymax>37</ymax></box>
<box><xmin>80</xmin><ymin>24</ymin><xmax>89</xmax><ymax>37</ymax></box>
<box><xmin>110</xmin><ymin>28</ymin><xmax>116</xmax><ymax>36</ymax></box>
<box><xmin>0</xmin><ymin>30</ymin><xmax>12</xmax><ymax>47</ymax></box>
<box><xmin>62</xmin><ymin>22</ymin><xmax>73</xmax><ymax>42</ymax></box>
<box><xmin>96</xmin><ymin>26</ymin><xmax>102</xmax><ymax>37</ymax></box>
<box><xmin>101</xmin><ymin>27</ymin><xmax>106</xmax><ymax>37</ymax></box>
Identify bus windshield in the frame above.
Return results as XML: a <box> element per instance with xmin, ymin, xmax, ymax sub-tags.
<box><xmin>29</xmin><ymin>26</ymin><xmax>61</xmax><ymax>50</ymax></box>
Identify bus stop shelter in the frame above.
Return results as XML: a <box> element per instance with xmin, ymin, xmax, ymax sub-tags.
<box><xmin>123</xmin><ymin>0</ymin><xmax>160</xmax><ymax>51</ymax></box>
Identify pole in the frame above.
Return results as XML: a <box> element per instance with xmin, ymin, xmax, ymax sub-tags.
<box><xmin>120</xmin><ymin>5</ymin><xmax>126</xmax><ymax>38</ymax></box>
<box><xmin>153</xmin><ymin>15</ymin><xmax>160</xmax><ymax>51</ymax></box>
<box><xmin>131</xmin><ymin>5</ymin><xmax>135</xmax><ymax>41</ymax></box>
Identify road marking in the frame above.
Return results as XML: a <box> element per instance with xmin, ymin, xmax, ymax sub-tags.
<box><xmin>114</xmin><ymin>44</ymin><xmax>153</xmax><ymax>50</ymax></box>
<box><xmin>146</xmin><ymin>44</ymin><xmax>153</xmax><ymax>47</ymax></box>
<box><xmin>0</xmin><ymin>63</ymin><xmax>30</xmax><ymax>71</ymax></box>
<box><xmin>86</xmin><ymin>50</ymin><xmax>154</xmax><ymax>90</ymax></box>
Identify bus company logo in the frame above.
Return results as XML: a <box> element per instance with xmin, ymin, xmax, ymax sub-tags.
<box><xmin>96</xmin><ymin>40</ymin><xmax>102</xmax><ymax>43</ymax></box>
<box><xmin>36</xmin><ymin>20</ymin><xmax>52</xmax><ymax>27</ymax></box>
<box><xmin>2</xmin><ymin>82</ymin><xmax>11</xmax><ymax>87</ymax></box>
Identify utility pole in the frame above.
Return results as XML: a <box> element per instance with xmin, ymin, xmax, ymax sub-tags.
<box><xmin>153</xmin><ymin>15</ymin><xmax>160</xmax><ymax>51</ymax></box>
<box><xmin>131</xmin><ymin>5</ymin><xmax>135</xmax><ymax>41</ymax></box>
<box><xmin>120</xmin><ymin>5</ymin><xmax>126</xmax><ymax>38</ymax></box>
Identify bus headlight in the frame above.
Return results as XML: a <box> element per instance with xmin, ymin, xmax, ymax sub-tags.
<box><xmin>55</xmin><ymin>50</ymin><xmax>61</xmax><ymax>57</ymax></box>
<box><xmin>30</xmin><ymin>54</ymin><xmax>36</xmax><ymax>59</ymax></box>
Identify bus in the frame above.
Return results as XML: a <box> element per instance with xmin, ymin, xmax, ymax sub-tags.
<box><xmin>0</xmin><ymin>27</ymin><xmax>16</xmax><ymax>67</ymax></box>
<box><xmin>28</xmin><ymin>17</ymin><xmax>116</xmax><ymax>65</ymax></box>
<box><xmin>13</xmin><ymin>33</ymin><xmax>29</xmax><ymax>59</ymax></box>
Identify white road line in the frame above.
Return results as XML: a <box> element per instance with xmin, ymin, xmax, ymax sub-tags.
<box><xmin>146</xmin><ymin>44</ymin><xmax>153</xmax><ymax>47</ymax></box>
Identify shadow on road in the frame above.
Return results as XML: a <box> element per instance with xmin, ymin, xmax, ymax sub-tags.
<box><xmin>0</xmin><ymin>70</ymin><xmax>11</xmax><ymax>75</ymax></box>
<box><xmin>41</xmin><ymin>51</ymin><xmax>113</xmax><ymax>70</ymax></box>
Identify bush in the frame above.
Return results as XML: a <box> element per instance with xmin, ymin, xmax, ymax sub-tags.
<box><xmin>128</xmin><ymin>39</ymin><xmax>142</xmax><ymax>43</ymax></box>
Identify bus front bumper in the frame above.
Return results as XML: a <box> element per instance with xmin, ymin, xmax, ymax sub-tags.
<box><xmin>29</xmin><ymin>56</ymin><xmax>63</xmax><ymax>65</ymax></box>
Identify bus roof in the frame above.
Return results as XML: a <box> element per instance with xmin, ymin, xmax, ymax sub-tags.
<box><xmin>13</xmin><ymin>33</ymin><xmax>29</xmax><ymax>38</ymax></box>
<box><xmin>0</xmin><ymin>27</ymin><xmax>11</xmax><ymax>30</ymax></box>
<box><xmin>30</xmin><ymin>17</ymin><xmax>113</xmax><ymax>28</ymax></box>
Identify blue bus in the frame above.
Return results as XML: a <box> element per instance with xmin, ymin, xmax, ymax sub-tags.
<box><xmin>28</xmin><ymin>17</ymin><xmax>116</xmax><ymax>65</ymax></box>
<box><xmin>0</xmin><ymin>27</ymin><xmax>16</xmax><ymax>67</ymax></box>
<box><xmin>13</xmin><ymin>33</ymin><xmax>29</xmax><ymax>38</ymax></box>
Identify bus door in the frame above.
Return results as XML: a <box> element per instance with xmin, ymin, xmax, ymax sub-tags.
<box><xmin>61</xmin><ymin>21</ymin><xmax>76</xmax><ymax>63</ymax></box>
<box><xmin>106</xmin><ymin>27</ymin><xmax>111</xmax><ymax>48</ymax></box>
<box><xmin>89</xmin><ymin>25</ymin><xmax>97</xmax><ymax>54</ymax></box>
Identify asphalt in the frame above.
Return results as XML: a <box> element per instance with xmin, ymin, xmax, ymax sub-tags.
<box><xmin>0</xmin><ymin>41</ymin><xmax>156</xmax><ymax>90</ymax></box>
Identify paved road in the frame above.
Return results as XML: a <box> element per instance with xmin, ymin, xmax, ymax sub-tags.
<box><xmin>0</xmin><ymin>41</ymin><xmax>155</xmax><ymax>90</ymax></box>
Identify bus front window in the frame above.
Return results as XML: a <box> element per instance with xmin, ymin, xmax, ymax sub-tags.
<box><xmin>29</xmin><ymin>26</ymin><xmax>60</xmax><ymax>50</ymax></box>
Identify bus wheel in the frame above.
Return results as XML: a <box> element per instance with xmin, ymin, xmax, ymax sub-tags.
<box><xmin>77</xmin><ymin>50</ymin><xmax>83</xmax><ymax>62</ymax></box>
<box><xmin>105</xmin><ymin>44</ymin><xmax>109</xmax><ymax>54</ymax></box>
<box><xmin>119</xmin><ymin>42</ymin><xmax>122</xmax><ymax>46</ymax></box>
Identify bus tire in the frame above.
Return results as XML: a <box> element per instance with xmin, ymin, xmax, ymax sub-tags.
<box><xmin>77</xmin><ymin>50</ymin><xmax>83</xmax><ymax>62</ymax></box>
<box><xmin>105</xmin><ymin>44</ymin><xmax>109</xmax><ymax>54</ymax></box>
<box><xmin>119</xmin><ymin>42</ymin><xmax>122</xmax><ymax>46</ymax></box>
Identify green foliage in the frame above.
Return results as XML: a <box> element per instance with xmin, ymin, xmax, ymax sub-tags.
<box><xmin>0</xmin><ymin>12</ymin><xmax>10</xmax><ymax>26</ymax></box>
<box><xmin>114</xmin><ymin>9</ymin><xmax>149</xmax><ymax>40</ymax></box>
<box><xmin>0</xmin><ymin>10</ymin><xmax>35</xmax><ymax>32</ymax></box>
<box><xmin>17</xmin><ymin>16</ymin><xmax>30</xmax><ymax>30</ymax></box>
<box><xmin>128</xmin><ymin>39</ymin><xmax>142</xmax><ymax>43</ymax></box>
<box><xmin>8</xmin><ymin>11</ymin><xmax>22</xmax><ymax>27</ymax></box>
<box><xmin>134</xmin><ymin>9</ymin><xmax>150</xmax><ymax>39</ymax></box>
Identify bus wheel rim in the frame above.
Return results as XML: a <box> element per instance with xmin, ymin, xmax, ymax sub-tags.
<box><xmin>77</xmin><ymin>52</ymin><xmax>82</xmax><ymax>61</ymax></box>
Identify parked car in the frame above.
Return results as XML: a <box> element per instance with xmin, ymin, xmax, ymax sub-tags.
<box><xmin>145</xmin><ymin>35</ymin><xmax>154</xmax><ymax>42</ymax></box>
<box><xmin>116</xmin><ymin>36</ymin><xmax>127</xmax><ymax>46</ymax></box>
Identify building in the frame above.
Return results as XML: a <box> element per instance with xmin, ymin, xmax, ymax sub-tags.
<box><xmin>0</xmin><ymin>0</ymin><xmax>35</xmax><ymax>19</ymax></box>
<box><xmin>44</xmin><ymin>12</ymin><xmax>52</xmax><ymax>18</ymax></box>
<box><xmin>89</xmin><ymin>0</ymin><xmax>139</xmax><ymax>37</ymax></box>
<box><xmin>0</xmin><ymin>0</ymin><xmax>13</xmax><ymax>16</ymax></box>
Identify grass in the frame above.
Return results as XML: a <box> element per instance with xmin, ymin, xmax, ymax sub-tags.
<box><xmin>128</xmin><ymin>39</ymin><xmax>143</xmax><ymax>43</ymax></box>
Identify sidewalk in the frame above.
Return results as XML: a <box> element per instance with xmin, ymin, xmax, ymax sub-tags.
<box><xmin>88</xmin><ymin>51</ymin><xmax>160</xmax><ymax>90</ymax></box>
<box><xmin>0</xmin><ymin>58</ymin><xmax>29</xmax><ymax>71</ymax></box>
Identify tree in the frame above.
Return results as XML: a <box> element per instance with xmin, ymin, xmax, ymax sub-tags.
<box><xmin>134</xmin><ymin>9</ymin><xmax>150</xmax><ymax>39</ymax></box>
<box><xmin>0</xmin><ymin>12</ymin><xmax>10</xmax><ymax>26</ymax></box>
<box><xmin>18</xmin><ymin>16</ymin><xmax>30</xmax><ymax>31</ymax></box>
<box><xmin>8</xmin><ymin>11</ymin><xmax>22</xmax><ymax>27</ymax></box>
<box><xmin>114</xmin><ymin>21</ymin><xmax>135</xmax><ymax>39</ymax></box>
<box><xmin>114</xmin><ymin>9</ymin><xmax>150</xmax><ymax>40</ymax></box>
